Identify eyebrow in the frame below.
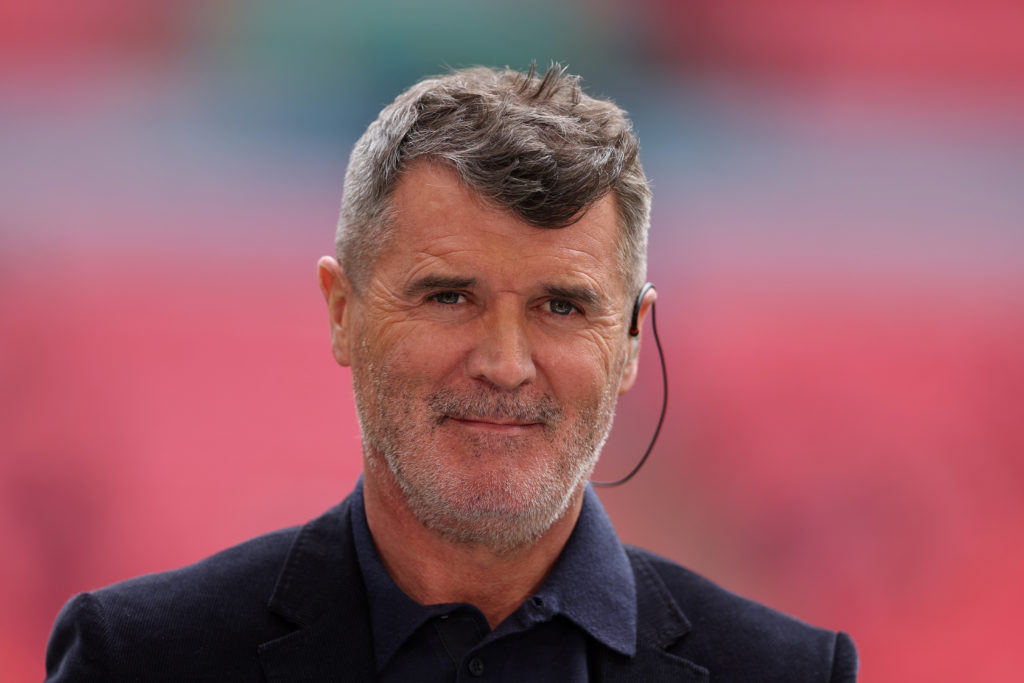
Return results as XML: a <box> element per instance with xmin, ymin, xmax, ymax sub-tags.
<box><xmin>403</xmin><ymin>275</ymin><xmax>477</xmax><ymax>298</ymax></box>
<box><xmin>543</xmin><ymin>284</ymin><xmax>601</xmax><ymax>308</ymax></box>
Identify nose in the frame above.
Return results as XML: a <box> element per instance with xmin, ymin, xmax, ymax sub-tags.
<box><xmin>466</xmin><ymin>300</ymin><xmax>536</xmax><ymax>391</ymax></box>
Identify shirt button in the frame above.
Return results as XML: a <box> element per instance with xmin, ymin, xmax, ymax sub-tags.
<box><xmin>468</xmin><ymin>657</ymin><xmax>485</xmax><ymax>677</ymax></box>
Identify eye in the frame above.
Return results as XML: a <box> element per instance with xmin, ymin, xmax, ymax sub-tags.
<box><xmin>430</xmin><ymin>291</ymin><xmax>465</xmax><ymax>305</ymax></box>
<box><xmin>546</xmin><ymin>298</ymin><xmax>580</xmax><ymax>316</ymax></box>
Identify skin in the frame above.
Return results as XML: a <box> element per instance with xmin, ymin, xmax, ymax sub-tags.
<box><xmin>318</xmin><ymin>161</ymin><xmax>655</xmax><ymax>628</ymax></box>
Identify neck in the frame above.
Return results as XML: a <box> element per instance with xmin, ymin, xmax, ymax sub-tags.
<box><xmin>361</xmin><ymin>459</ymin><xmax>585</xmax><ymax>629</ymax></box>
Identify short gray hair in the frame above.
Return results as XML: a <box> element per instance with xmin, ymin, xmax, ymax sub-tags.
<box><xmin>336</xmin><ymin>64</ymin><xmax>651</xmax><ymax>296</ymax></box>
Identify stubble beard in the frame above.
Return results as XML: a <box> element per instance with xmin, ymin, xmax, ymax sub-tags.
<box><xmin>353</xmin><ymin>357</ymin><xmax>620</xmax><ymax>557</ymax></box>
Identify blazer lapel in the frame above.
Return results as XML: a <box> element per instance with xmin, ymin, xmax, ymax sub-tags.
<box><xmin>257</xmin><ymin>497</ymin><xmax>376</xmax><ymax>682</ymax></box>
<box><xmin>592</xmin><ymin>548</ymin><xmax>710</xmax><ymax>683</ymax></box>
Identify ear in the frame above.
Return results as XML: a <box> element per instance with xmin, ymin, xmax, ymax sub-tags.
<box><xmin>317</xmin><ymin>256</ymin><xmax>356</xmax><ymax>367</ymax></box>
<box><xmin>618</xmin><ymin>286</ymin><xmax>657</xmax><ymax>395</ymax></box>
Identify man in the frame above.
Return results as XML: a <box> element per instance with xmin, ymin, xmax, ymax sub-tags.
<box><xmin>47</xmin><ymin>65</ymin><xmax>858</xmax><ymax>681</ymax></box>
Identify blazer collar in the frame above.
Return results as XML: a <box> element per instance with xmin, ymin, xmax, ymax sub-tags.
<box><xmin>257</xmin><ymin>495</ymin><xmax>376</xmax><ymax>682</ymax></box>
<box><xmin>591</xmin><ymin>547</ymin><xmax>710</xmax><ymax>683</ymax></box>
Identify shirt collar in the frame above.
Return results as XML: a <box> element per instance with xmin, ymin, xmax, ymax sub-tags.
<box><xmin>350</xmin><ymin>479</ymin><xmax>450</xmax><ymax>672</ymax></box>
<box><xmin>534</xmin><ymin>484</ymin><xmax>637</xmax><ymax>656</ymax></box>
<box><xmin>350</xmin><ymin>478</ymin><xmax>638</xmax><ymax>671</ymax></box>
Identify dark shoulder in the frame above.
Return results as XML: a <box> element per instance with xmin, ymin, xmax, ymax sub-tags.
<box><xmin>628</xmin><ymin>544</ymin><xmax>827</xmax><ymax>644</ymax></box>
<box><xmin>46</xmin><ymin>526</ymin><xmax>302</xmax><ymax>682</ymax></box>
<box><xmin>95</xmin><ymin>525</ymin><xmax>299</xmax><ymax>615</ymax></box>
<box><xmin>626</xmin><ymin>545</ymin><xmax>858</xmax><ymax>682</ymax></box>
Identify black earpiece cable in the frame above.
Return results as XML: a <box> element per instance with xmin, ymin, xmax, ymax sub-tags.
<box><xmin>593</xmin><ymin>290</ymin><xmax>668</xmax><ymax>487</ymax></box>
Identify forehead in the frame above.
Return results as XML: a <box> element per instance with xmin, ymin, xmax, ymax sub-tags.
<box><xmin>377</xmin><ymin>162</ymin><xmax>625</xmax><ymax>293</ymax></box>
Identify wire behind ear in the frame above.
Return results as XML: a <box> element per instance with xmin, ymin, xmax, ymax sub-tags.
<box><xmin>594</xmin><ymin>282</ymin><xmax>666</xmax><ymax>488</ymax></box>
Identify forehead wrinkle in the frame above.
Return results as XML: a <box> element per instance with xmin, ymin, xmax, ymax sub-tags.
<box><xmin>385</xmin><ymin>168</ymin><xmax>627</xmax><ymax>304</ymax></box>
<box><xmin>524</xmin><ymin>232</ymin><xmax>626</xmax><ymax>295</ymax></box>
<box><xmin>392</xmin><ymin>244</ymin><xmax>480</xmax><ymax>285</ymax></box>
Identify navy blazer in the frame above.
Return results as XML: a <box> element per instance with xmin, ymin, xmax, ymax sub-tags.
<box><xmin>46</xmin><ymin>494</ymin><xmax>858</xmax><ymax>681</ymax></box>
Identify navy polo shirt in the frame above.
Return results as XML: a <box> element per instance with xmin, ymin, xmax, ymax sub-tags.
<box><xmin>350</xmin><ymin>480</ymin><xmax>637</xmax><ymax>682</ymax></box>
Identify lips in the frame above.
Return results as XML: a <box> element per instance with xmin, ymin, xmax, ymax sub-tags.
<box><xmin>429</xmin><ymin>388</ymin><xmax>560</xmax><ymax>428</ymax></box>
<box><xmin>447</xmin><ymin>416</ymin><xmax>542</xmax><ymax>429</ymax></box>
<box><xmin>450</xmin><ymin>413</ymin><xmax>541</xmax><ymax>426</ymax></box>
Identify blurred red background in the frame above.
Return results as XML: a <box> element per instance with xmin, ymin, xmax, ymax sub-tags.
<box><xmin>3</xmin><ymin>1</ymin><xmax>1022</xmax><ymax>680</ymax></box>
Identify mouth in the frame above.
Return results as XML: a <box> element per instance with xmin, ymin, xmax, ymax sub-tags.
<box><xmin>445</xmin><ymin>416</ymin><xmax>543</xmax><ymax>431</ymax></box>
<box><xmin>429</xmin><ymin>388</ymin><xmax>559</xmax><ymax>433</ymax></box>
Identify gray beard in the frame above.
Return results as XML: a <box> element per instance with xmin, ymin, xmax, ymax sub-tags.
<box><xmin>354</xmin><ymin>362</ymin><xmax>619</xmax><ymax>556</ymax></box>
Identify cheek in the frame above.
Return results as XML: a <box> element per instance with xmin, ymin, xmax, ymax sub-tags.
<box><xmin>371</xmin><ymin>324</ymin><xmax>467</xmax><ymax>387</ymax></box>
<box><xmin>542</xmin><ymin>337</ymin><xmax>625</xmax><ymax>403</ymax></box>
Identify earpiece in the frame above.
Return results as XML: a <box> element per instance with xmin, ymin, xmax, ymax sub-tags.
<box><xmin>629</xmin><ymin>282</ymin><xmax>656</xmax><ymax>337</ymax></box>
<box><xmin>628</xmin><ymin>282</ymin><xmax>655</xmax><ymax>361</ymax></box>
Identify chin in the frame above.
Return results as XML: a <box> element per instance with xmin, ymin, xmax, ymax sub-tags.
<box><xmin>396</xmin><ymin>460</ymin><xmax>587</xmax><ymax>554</ymax></box>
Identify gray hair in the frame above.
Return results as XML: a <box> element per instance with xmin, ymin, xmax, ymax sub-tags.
<box><xmin>336</xmin><ymin>63</ymin><xmax>651</xmax><ymax>297</ymax></box>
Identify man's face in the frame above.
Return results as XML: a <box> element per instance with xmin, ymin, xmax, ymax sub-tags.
<box><xmin>328</xmin><ymin>162</ymin><xmax>639</xmax><ymax>554</ymax></box>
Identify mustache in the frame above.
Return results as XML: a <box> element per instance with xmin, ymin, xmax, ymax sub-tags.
<box><xmin>428</xmin><ymin>387</ymin><xmax>561</xmax><ymax>425</ymax></box>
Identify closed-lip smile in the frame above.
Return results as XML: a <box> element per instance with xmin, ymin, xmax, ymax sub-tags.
<box><xmin>448</xmin><ymin>416</ymin><xmax>541</xmax><ymax>429</ymax></box>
